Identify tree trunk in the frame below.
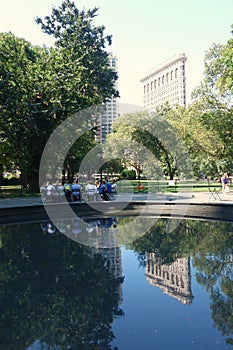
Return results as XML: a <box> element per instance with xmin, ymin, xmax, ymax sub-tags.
<box><xmin>28</xmin><ymin>172</ymin><xmax>39</xmax><ymax>193</ymax></box>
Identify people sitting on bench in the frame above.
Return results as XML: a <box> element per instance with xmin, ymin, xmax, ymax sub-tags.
<box><xmin>85</xmin><ymin>180</ymin><xmax>97</xmax><ymax>201</ymax></box>
<box><xmin>99</xmin><ymin>179</ymin><xmax>110</xmax><ymax>201</ymax></box>
<box><xmin>71</xmin><ymin>179</ymin><xmax>81</xmax><ymax>201</ymax></box>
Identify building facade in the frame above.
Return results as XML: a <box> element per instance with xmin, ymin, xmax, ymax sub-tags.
<box><xmin>95</xmin><ymin>53</ymin><xmax>119</xmax><ymax>144</ymax></box>
<box><xmin>140</xmin><ymin>53</ymin><xmax>187</xmax><ymax>112</ymax></box>
<box><xmin>146</xmin><ymin>252</ymin><xmax>194</xmax><ymax>304</ymax></box>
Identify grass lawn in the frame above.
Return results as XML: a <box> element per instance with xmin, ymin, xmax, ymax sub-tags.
<box><xmin>116</xmin><ymin>180</ymin><xmax>222</xmax><ymax>193</ymax></box>
<box><xmin>0</xmin><ymin>185</ymin><xmax>39</xmax><ymax>198</ymax></box>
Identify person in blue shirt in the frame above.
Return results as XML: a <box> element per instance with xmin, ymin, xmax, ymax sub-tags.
<box><xmin>71</xmin><ymin>179</ymin><xmax>81</xmax><ymax>201</ymax></box>
<box><xmin>105</xmin><ymin>177</ymin><xmax>112</xmax><ymax>193</ymax></box>
<box><xmin>99</xmin><ymin>179</ymin><xmax>108</xmax><ymax>200</ymax></box>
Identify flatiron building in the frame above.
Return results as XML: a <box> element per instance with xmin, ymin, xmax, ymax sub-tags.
<box><xmin>140</xmin><ymin>53</ymin><xmax>187</xmax><ymax>112</ymax></box>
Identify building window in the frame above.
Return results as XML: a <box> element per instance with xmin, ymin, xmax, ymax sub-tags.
<box><xmin>181</xmin><ymin>65</ymin><xmax>185</xmax><ymax>76</ymax></box>
<box><xmin>171</xmin><ymin>71</ymin><xmax>173</xmax><ymax>80</ymax></box>
<box><xmin>158</xmin><ymin>77</ymin><xmax>161</xmax><ymax>87</ymax></box>
<box><xmin>154</xmin><ymin>79</ymin><xmax>157</xmax><ymax>89</ymax></box>
<box><xmin>144</xmin><ymin>85</ymin><xmax>146</xmax><ymax>94</ymax></box>
<box><xmin>147</xmin><ymin>83</ymin><xmax>149</xmax><ymax>92</ymax></box>
<box><xmin>162</xmin><ymin>75</ymin><xmax>164</xmax><ymax>84</ymax></box>
<box><xmin>166</xmin><ymin>73</ymin><xmax>169</xmax><ymax>83</ymax></box>
<box><xmin>175</xmin><ymin>68</ymin><xmax>178</xmax><ymax>79</ymax></box>
<box><xmin>151</xmin><ymin>81</ymin><xmax>153</xmax><ymax>90</ymax></box>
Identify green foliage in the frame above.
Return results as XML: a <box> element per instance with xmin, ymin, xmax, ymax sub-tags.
<box><xmin>0</xmin><ymin>0</ymin><xmax>119</xmax><ymax>191</ymax></box>
<box><xmin>0</xmin><ymin>223</ymin><xmax>123</xmax><ymax>349</ymax></box>
<box><xmin>191</xmin><ymin>23</ymin><xmax>233</xmax><ymax>173</ymax></box>
<box><xmin>120</xmin><ymin>169</ymin><xmax>136</xmax><ymax>179</ymax></box>
<box><xmin>127</xmin><ymin>218</ymin><xmax>233</xmax><ymax>344</ymax></box>
<box><xmin>101</xmin><ymin>159</ymin><xmax>124</xmax><ymax>176</ymax></box>
<box><xmin>36</xmin><ymin>0</ymin><xmax>119</xmax><ymax>108</ymax></box>
<box><xmin>107</xmin><ymin>110</ymin><xmax>193</xmax><ymax>180</ymax></box>
<box><xmin>0</xmin><ymin>32</ymin><xmax>50</xmax><ymax>190</ymax></box>
<box><xmin>165</xmin><ymin>105</ymin><xmax>224</xmax><ymax>178</ymax></box>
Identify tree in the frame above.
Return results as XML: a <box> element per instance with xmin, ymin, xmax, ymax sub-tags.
<box><xmin>165</xmin><ymin>105</ymin><xmax>223</xmax><ymax>178</ymax></box>
<box><xmin>0</xmin><ymin>33</ymin><xmax>49</xmax><ymax>190</ymax></box>
<box><xmin>35</xmin><ymin>0</ymin><xmax>119</xmax><ymax>111</ymax></box>
<box><xmin>101</xmin><ymin>159</ymin><xmax>124</xmax><ymax>177</ymax></box>
<box><xmin>105</xmin><ymin>116</ymin><xmax>148</xmax><ymax>181</ymax></box>
<box><xmin>191</xmin><ymin>23</ymin><xmax>233</xmax><ymax>174</ymax></box>
<box><xmin>106</xmin><ymin>111</ymin><xmax>193</xmax><ymax>181</ymax></box>
<box><xmin>34</xmin><ymin>0</ymin><xmax>119</xmax><ymax>188</ymax></box>
<box><xmin>0</xmin><ymin>222</ymin><xmax>124</xmax><ymax>349</ymax></box>
<box><xmin>0</xmin><ymin>0</ymin><xmax>119</xmax><ymax>192</ymax></box>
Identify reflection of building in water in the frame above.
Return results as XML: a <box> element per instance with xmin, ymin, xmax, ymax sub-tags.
<box><xmin>146</xmin><ymin>253</ymin><xmax>194</xmax><ymax>304</ymax></box>
<box><xmin>53</xmin><ymin>217</ymin><xmax>124</xmax><ymax>303</ymax></box>
<box><xmin>90</xmin><ymin>220</ymin><xmax>123</xmax><ymax>303</ymax></box>
<box><xmin>93</xmin><ymin>246</ymin><xmax>122</xmax><ymax>281</ymax></box>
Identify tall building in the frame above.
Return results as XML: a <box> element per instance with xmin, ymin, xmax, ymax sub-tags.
<box><xmin>146</xmin><ymin>252</ymin><xmax>194</xmax><ymax>304</ymax></box>
<box><xmin>95</xmin><ymin>53</ymin><xmax>119</xmax><ymax>144</ymax></box>
<box><xmin>140</xmin><ymin>53</ymin><xmax>187</xmax><ymax>112</ymax></box>
<box><xmin>89</xmin><ymin>219</ymin><xmax>124</xmax><ymax>304</ymax></box>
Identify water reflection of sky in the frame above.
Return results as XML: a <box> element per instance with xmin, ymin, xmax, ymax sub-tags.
<box><xmin>1</xmin><ymin>218</ymin><xmax>233</xmax><ymax>350</ymax></box>
<box><xmin>112</xmin><ymin>249</ymin><xmax>226</xmax><ymax>350</ymax></box>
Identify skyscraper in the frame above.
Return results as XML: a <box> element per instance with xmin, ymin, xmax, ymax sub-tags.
<box><xmin>95</xmin><ymin>53</ymin><xmax>119</xmax><ymax>143</ymax></box>
<box><xmin>140</xmin><ymin>53</ymin><xmax>187</xmax><ymax>112</ymax></box>
<box><xmin>146</xmin><ymin>253</ymin><xmax>194</xmax><ymax>304</ymax></box>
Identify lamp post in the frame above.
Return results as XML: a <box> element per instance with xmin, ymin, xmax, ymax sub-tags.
<box><xmin>93</xmin><ymin>122</ymin><xmax>112</xmax><ymax>182</ymax></box>
<box><xmin>138</xmin><ymin>162</ymin><xmax>141</xmax><ymax>189</ymax></box>
<box><xmin>0</xmin><ymin>164</ymin><xmax>3</xmax><ymax>198</ymax></box>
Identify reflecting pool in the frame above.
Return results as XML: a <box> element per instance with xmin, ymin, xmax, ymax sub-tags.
<box><xmin>1</xmin><ymin>217</ymin><xmax>233</xmax><ymax>349</ymax></box>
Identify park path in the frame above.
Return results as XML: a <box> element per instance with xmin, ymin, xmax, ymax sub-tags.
<box><xmin>0</xmin><ymin>191</ymin><xmax>233</xmax><ymax>209</ymax></box>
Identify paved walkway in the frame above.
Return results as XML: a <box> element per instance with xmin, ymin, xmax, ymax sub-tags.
<box><xmin>0</xmin><ymin>191</ymin><xmax>233</xmax><ymax>209</ymax></box>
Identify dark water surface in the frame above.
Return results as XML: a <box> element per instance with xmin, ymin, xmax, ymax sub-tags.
<box><xmin>1</xmin><ymin>217</ymin><xmax>233</xmax><ymax>350</ymax></box>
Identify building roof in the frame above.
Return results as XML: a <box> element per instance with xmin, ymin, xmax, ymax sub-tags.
<box><xmin>140</xmin><ymin>53</ymin><xmax>187</xmax><ymax>82</ymax></box>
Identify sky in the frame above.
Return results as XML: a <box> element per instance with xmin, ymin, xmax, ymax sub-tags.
<box><xmin>0</xmin><ymin>0</ymin><xmax>232</xmax><ymax>106</ymax></box>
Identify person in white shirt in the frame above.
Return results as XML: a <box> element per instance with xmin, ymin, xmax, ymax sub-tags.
<box><xmin>85</xmin><ymin>181</ymin><xmax>97</xmax><ymax>201</ymax></box>
<box><xmin>111</xmin><ymin>179</ymin><xmax>117</xmax><ymax>193</ymax></box>
<box><xmin>45</xmin><ymin>181</ymin><xmax>55</xmax><ymax>201</ymax></box>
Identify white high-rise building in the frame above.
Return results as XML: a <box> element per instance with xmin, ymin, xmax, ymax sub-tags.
<box><xmin>146</xmin><ymin>253</ymin><xmax>194</xmax><ymax>304</ymax></box>
<box><xmin>96</xmin><ymin>53</ymin><xmax>119</xmax><ymax>144</ymax></box>
<box><xmin>140</xmin><ymin>53</ymin><xmax>187</xmax><ymax>112</ymax></box>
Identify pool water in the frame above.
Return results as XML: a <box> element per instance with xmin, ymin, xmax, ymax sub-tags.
<box><xmin>1</xmin><ymin>218</ymin><xmax>233</xmax><ymax>349</ymax></box>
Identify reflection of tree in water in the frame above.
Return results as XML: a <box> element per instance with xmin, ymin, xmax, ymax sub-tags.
<box><xmin>193</xmin><ymin>221</ymin><xmax>233</xmax><ymax>346</ymax></box>
<box><xmin>128</xmin><ymin>218</ymin><xmax>196</xmax><ymax>266</ymax></box>
<box><xmin>0</xmin><ymin>223</ymin><xmax>123</xmax><ymax>349</ymax></box>
<box><xmin>129</xmin><ymin>218</ymin><xmax>233</xmax><ymax>345</ymax></box>
<box><xmin>211</xmin><ymin>288</ymin><xmax>233</xmax><ymax>346</ymax></box>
